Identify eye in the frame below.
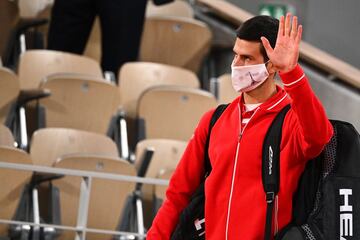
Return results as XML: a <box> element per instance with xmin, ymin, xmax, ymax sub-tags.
<box><xmin>242</xmin><ymin>56</ymin><xmax>251</xmax><ymax>64</ymax></box>
<box><xmin>232</xmin><ymin>54</ymin><xmax>239</xmax><ymax>63</ymax></box>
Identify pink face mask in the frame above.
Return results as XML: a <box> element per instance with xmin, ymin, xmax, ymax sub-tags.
<box><xmin>231</xmin><ymin>62</ymin><xmax>269</xmax><ymax>93</ymax></box>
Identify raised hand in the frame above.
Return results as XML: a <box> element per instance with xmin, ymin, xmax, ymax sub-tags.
<box><xmin>261</xmin><ymin>13</ymin><xmax>302</xmax><ymax>73</ymax></box>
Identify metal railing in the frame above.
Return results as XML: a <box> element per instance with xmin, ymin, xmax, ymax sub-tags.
<box><xmin>0</xmin><ymin>161</ymin><xmax>169</xmax><ymax>240</ymax></box>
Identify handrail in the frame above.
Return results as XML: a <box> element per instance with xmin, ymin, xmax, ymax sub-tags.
<box><xmin>197</xmin><ymin>0</ymin><xmax>360</xmax><ymax>90</ymax></box>
<box><xmin>0</xmin><ymin>161</ymin><xmax>168</xmax><ymax>239</ymax></box>
<box><xmin>0</xmin><ymin>219</ymin><xmax>145</xmax><ymax>238</ymax></box>
<box><xmin>0</xmin><ymin>161</ymin><xmax>168</xmax><ymax>185</ymax></box>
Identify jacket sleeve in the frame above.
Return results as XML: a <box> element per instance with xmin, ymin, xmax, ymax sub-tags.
<box><xmin>279</xmin><ymin>64</ymin><xmax>334</xmax><ymax>159</ymax></box>
<box><xmin>146</xmin><ymin>109</ymin><xmax>215</xmax><ymax>239</ymax></box>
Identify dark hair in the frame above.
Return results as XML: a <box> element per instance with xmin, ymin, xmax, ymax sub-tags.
<box><xmin>235</xmin><ymin>15</ymin><xmax>279</xmax><ymax>61</ymax></box>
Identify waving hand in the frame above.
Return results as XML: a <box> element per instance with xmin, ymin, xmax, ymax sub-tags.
<box><xmin>261</xmin><ymin>13</ymin><xmax>302</xmax><ymax>73</ymax></box>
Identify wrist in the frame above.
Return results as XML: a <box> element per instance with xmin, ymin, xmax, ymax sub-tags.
<box><xmin>279</xmin><ymin>64</ymin><xmax>305</xmax><ymax>86</ymax></box>
<box><xmin>279</xmin><ymin>64</ymin><xmax>297</xmax><ymax>74</ymax></box>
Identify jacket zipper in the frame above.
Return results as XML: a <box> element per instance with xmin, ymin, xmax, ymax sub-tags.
<box><xmin>225</xmin><ymin>141</ymin><xmax>240</xmax><ymax>240</ymax></box>
<box><xmin>225</xmin><ymin>106</ymin><xmax>260</xmax><ymax>239</ymax></box>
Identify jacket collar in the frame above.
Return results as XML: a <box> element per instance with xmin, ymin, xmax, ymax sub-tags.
<box><xmin>237</xmin><ymin>85</ymin><xmax>290</xmax><ymax>114</ymax></box>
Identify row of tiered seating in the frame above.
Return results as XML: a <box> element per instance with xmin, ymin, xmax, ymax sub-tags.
<box><xmin>0</xmin><ymin>125</ymin><xmax>187</xmax><ymax>239</ymax></box>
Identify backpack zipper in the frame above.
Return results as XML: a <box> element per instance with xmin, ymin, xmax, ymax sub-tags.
<box><xmin>275</xmin><ymin>195</ymin><xmax>279</xmax><ymax>235</ymax></box>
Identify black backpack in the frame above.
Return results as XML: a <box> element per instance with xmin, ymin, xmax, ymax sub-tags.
<box><xmin>277</xmin><ymin>120</ymin><xmax>360</xmax><ymax>240</ymax></box>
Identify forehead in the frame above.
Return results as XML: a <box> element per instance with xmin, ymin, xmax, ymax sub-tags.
<box><xmin>233</xmin><ymin>38</ymin><xmax>262</xmax><ymax>56</ymax></box>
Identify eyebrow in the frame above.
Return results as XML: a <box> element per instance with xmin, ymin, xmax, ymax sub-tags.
<box><xmin>233</xmin><ymin>51</ymin><xmax>253</xmax><ymax>59</ymax></box>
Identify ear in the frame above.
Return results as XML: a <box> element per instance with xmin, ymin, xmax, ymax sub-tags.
<box><xmin>266</xmin><ymin>61</ymin><xmax>277</xmax><ymax>74</ymax></box>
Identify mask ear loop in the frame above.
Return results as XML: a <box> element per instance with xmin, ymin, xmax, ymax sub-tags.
<box><xmin>264</xmin><ymin>60</ymin><xmax>278</xmax><ymax>78</ymax></box>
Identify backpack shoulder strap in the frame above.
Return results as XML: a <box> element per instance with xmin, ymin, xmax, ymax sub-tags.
<box><xmin>204</xmin><ymin>104</ymin><xmax>229</xmax><ymax>177</ymax></box>
<box><xmin>262</xmin><ymin>104</ymin><xmax>291</xmax><ymax>240</ymax></box>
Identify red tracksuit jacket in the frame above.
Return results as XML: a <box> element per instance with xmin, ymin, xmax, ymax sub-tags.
<box><xmin>147</xmin><ymin>64</ymin><xmax>333</xmax><ymax>239</ymax></box>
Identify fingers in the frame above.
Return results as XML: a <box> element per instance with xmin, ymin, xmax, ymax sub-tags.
<box><xmin>277</xmin><ymin>15</ymin><xmax>285</xmax><ymax>39</ymax></box>
<box><xmin>296</xmin><ymin>25</ymin><xmax>303</xmax><ymax>45</ymax></box>
<box><xmin>281</xmin><ymin>13</ymin><xmax>301</xmax><ymax>39</ymax></box>
<box><xmin>261</xmin><ymin>36</ymin><xmax>274</xmax><ymax>56</ymax></box>
<box><xmin>284</xmin><ymin>13</ymin><xmax>291</xmax><ymax>37</ymax></box>
<box><xmin>290</xmin><ymin>16</ymin><xmax>298</xmax><ymax>40</ymax></box>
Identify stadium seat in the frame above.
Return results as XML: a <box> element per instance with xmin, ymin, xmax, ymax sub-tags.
<box><xmin>118</xmin><ymin>62</ymin><xmax>199</xmax><ymax>118</ymax></box>
<box><xmin>18</xmin><ymin>49</ymin><xmax>103</xmax><ymax>90</ymax></box>
<box><xmin>137</xmin><ymin>86</ymin><xmax>217</xmax><ymax>141</ymax></box>
<box><xmin>84</xmin><ymin>17</ymin><xmax>101</xmax><ymax>63</ymax></box>
<box><xmin>38</xmin><ymin>73</ymin><xmax>120</xmax><ymax>134</ymax></box>
<box><xmin>140</xmin><ymin>16</ymin><xmax>212</xmax><ymax>73</ymax></box>
<box><xmin>134</xmin><ymin>139</ymin><xmax>186</xmax><ymax>226</ymax></box>
<box><xmin>53</xmin><ymin>154</ymin><xmax>136</xmax><ymax>240</ymax></box>
<box><xmin>84</xmin><ymin>0</ymin><xmax>195</xmax><ymax>63</ymax></box>
<box><xmin>0</xmin><ymin>67</ymin><xmax>37</xmax><ymax>149</ymax></box>
<box><xmin>146</xmin><ymin>0</ymin><xmax>194</xmax><ymax>18</ymax></box>
<box><xmin>134</xmin><ymin>139</ymin><xmax>186</xmax><ymax>198</ymax></box>
<box><xmin>30</xmin><ymin>128</ymin><xmax>119</xmax><ymax>166</ymax></box>
<box><xmin>0</xmin><ymin>67</ymin><xmax>20</xmax><ymax>125</ymax></box>
<box><xmin>0</xmin><ymin>125</ymin><xmax>14</xmax><ymax>147</ymax></box>
<box><xmin>30</xmin><ymin>128</ymin><xmax>136</xmax><ymax>239</ymax></box>
<box><xmin>0</xmin><ymin>147</ymin><xmax>33</xmax><ymax>237</ymax></box>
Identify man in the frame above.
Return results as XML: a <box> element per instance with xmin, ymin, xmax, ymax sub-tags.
<box><xmin>147</xmin><ymin>14</ymin><xmax>333</xmax><ymax>239</ymax></box>
<box><xmin>47</xmin><ymin>0</ymin><xmax>173</xmax><ymax>77</ymax></box>
<box><xmin>47</xmin><ymin>0</ymin><xmax>146</xmax><ymax>77</ymax></box>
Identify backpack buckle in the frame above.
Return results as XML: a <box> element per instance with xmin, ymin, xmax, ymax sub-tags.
<box><xmin>266</xmin><ymin>192</ymin><xmax>275</xmax><ymax>203</ymax></box>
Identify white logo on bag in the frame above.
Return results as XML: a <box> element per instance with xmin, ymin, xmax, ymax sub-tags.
<box><xmin>340</xmin><ymin>189</ymin><xmax>353</xmax><ymax>240</ymax></box>
<box><xmin>268</xmin><ymin>146</ymin><xmax>273</xmax><ymax>175</ymax></box>
<box><xmin>194</xmin><ymin>218</ymin><xmax>205</xmax><ymax>236</ymax></box>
